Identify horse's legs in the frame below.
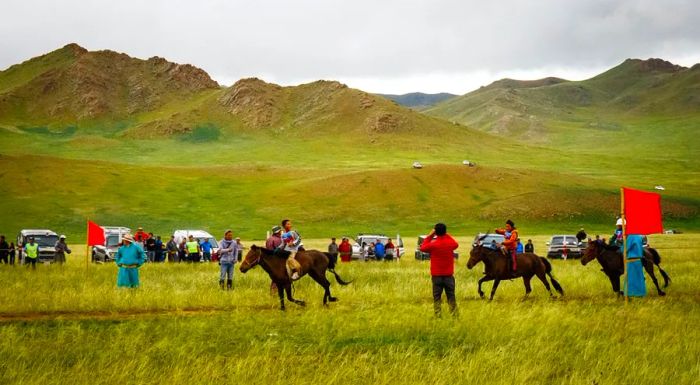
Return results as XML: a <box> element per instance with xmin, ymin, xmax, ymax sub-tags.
<box><xmin>478</xmin><ymin>276</ymin><xmax>493</xmax><ymax>299</ymax></box>
<box><xmin>609</xmin><ymin>274</ymin><xmax>622</xmax><ymax>296</ymax></box>
<box><xmin>522</xmin><ymin>275</ymin><xmax>533</xmax><ymax>298</ymax></box>
<box><xmin>642</xmin><ymin>259</ymin><xmax>666</xmax><ymax>296</ymax></box>
<box><xmin>277</xmin><ymin>285</ymin><xmax>285</xmax><ymax>311</ymax></box>
<box><xmin>489</xmin><ymin>279</ymin><xmax>501</xmax><ymax>301</ymax></box>
<box><xmin>309</xmin><ymin>270</ymin><xmax>336</xmax><ymax>306</ymax></box>
<box><xmin>534</xmin><ymin>269</ymin><xmax>553</xmax><ymax>296</ymax></box>
<box><xmin>657</xmin><ymin>265</ymin><xmax>671</xmax><ymax>288</ymax></box>
<box><xmin>285</xmin><ymin>283</ymin><xmax>306</xmax><ymax>306</ymax></box>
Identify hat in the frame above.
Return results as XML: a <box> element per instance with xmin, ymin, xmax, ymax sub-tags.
<box><xmin>271</xmin><ymin>225</ymin><xmax>282</xmax><ymax>233</ymax></box>
<box><xmin>224</xmin><ymin>229</ymin><xmax>233</xmax><ymax>235</ymax></box>
<box><xmin>138</xmin><ymin>226</ymin><xmax>143</xmax><ymax>230</ymax></box>
<box><xmin>122</xmin><ymin>234</ymin><xmax>135</xmax><ymax>243</ymax></box>
<box><xmin>616</xmin><ymin>218</ymin><xmax>625</xmax><ymax>226</ymax></box>
<box><xmin>59</xmin><ymin>235</ymin><xmax>66</xmax><ymax>239</ymax></box>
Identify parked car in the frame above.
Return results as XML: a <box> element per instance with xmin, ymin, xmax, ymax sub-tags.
<box><xmin>351</xmin><ymin>234</ymin><xmax>404</xmax><ymax>259</ymax></box>
<box><xmin>471</xmin><ymin>233</ymin><xmax>505</xmax><ymax>248</ymax></box>
<box><xmin>412</xmin><ymin>161</ymin><xmax>423</xmax><ymax>169</ymax></box>
<box><xmin>415</xmin><ymin>235</ymin><xmax>459</xmax><ymax>260</ymax></box>
<box><xmin>546</xmin><ymin>235</ymin><xmax>583</xmax><ymax>259</ymax></box>
<box><xmin>172</xmin><ymin>230</ymin><xmax>220</xmax><ymax>261</ymax></box>
<box><xmin>92</xmin><ymin>226</ymin><xmax>131</xmax><ymax>263</ymax></box>
<box><xmin>16</xmin><ymin>229</ymin><xmax>59</xmax><ymax>263</ymax></box>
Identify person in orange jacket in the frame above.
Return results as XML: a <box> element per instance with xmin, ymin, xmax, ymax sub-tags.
<box><xmin>495</xmin><ymin>219</ymin><xmax>518</xmax><ymax>272</ymax></box>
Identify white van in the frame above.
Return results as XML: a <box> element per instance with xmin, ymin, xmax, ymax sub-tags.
<box><xmin>172</xmin><ymin>230</ymin><xmax>220</xmax><ymax>261</ymax></box>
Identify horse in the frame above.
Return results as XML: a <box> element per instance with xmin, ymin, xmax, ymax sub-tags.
<box><xmin>581</xmin><ymin>241</ymin><xmax>670</xmax><ymax>296</ymax></box>
<box><xmin>239</xmin><ymin>245</ymin><xmax>351</xmax><ymax>310</ymax></box>
<box><xmin>467</xmin><ymin>243</ymin><xmax>564</xmax><ymax>300</ymax></box>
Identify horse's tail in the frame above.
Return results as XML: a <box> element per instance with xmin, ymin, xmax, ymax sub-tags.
<box><xmin>327</xmin><ymin>267</ymin><xmax>352</xmax><ymax>285</ymax></box>
<box><xmin>648</xmin><ymin>248</ymin><xmax>671</xmax><ymax>287</ymax></box>
<box><xmin>540</xmin><ymin>257</ymin><xmax>564</xmax><ymax>295</ymax></box>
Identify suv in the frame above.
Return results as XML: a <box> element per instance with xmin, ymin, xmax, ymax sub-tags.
<box><xmin>546</xmin><ymin>235</ymin><xmax>583</xmax><ymax>259</ymax></box>
<box><xmin>17</xmin><ymin>229</ymin><xmax>59</xmax><ymax>263</ymax></box>
<box><xmin>351</xmin><ymin>234</ymin><xmax>404</xmax><ymax>259</ymax></box>
<box><xmin>471</xmin><ymin>233</ymin><xmax>505</xmax><ymax>248</ymax></box>
<box><xmin>415</xmin><ymin>235</ymin><xmax>459</xmax><ymax>260</ymax></box>
<box><xmin>173</xmin><ymin>230</ymin><xmax>220</xmax><ymax>261</ymax></box>
<box><xmin>92</xmin><ymin>227</ymin><xmax>131</xmax><ymax>263</ymax></box>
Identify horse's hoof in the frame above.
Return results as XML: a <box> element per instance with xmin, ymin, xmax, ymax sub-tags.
<box><xmin>659</xmin><ymin>291</ymin><xmax>666</xmax><ymax>296</ymax></box>
<box><xmin>329</xmin><ymin>297</ymin><xmax>338</xmax><ymax>302</ymax></box>
<box><xmin>296</xmin><ymin>300</ymin><xmax>306</xmax><ymax>307</ymax></box>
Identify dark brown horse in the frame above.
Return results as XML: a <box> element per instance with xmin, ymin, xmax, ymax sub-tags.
<box><xmin>581</xmin><ymin>241</ymin><xmax>670</xmax><ymax>296</ymax></box>
<box><xmin>467</xmin><ymin>244</ymin><xmax>564</xmax><ymax>300</ymax></box>
<box><xmin>239</xmin><ymin>245</ymin><xmax>351</xmax><ymax>310</ymax></box>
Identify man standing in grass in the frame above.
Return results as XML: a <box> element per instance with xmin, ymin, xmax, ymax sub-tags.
<box><xmin>186</xmin><ymin>235</ymin><xmax>201</xmax><ymax>263</ymax></box>
<box><xmin>0</xmin><ymin>235</ymin><xmax>9</xmax><ymax>264</ymax></box>
<box><xmin>218</xmin><ymin>230</ymin><xmax>238</xmax><ymax>290</ymax></box>
<box><xmin>338</xmin><ymin>237</ymin><xmax>352</xmax><ymax>262</ymax></box>
<box><xmin>419</xmin><ymin>223</ymin><xmax>459</xmax><ymax>317</ymax></box>
<box><xmin>24</xmin><ymin>237</ymin><xmax>39</xmax><ymax>270</ymax></box>
<box><xmin>166</xmin><ymin>236</ymin><xmax>179</xmax><ymax>263</ymax></box>
<box><xmin>327</xmin><ymin>238</ymin><xmax>338</xmax><ymax>266</ymax></box>
<box><xmin>200</xmin><ymin>238</ymin><xmax>213</xmax><ymax>262</ymax></box>
<box><xmin>115</xmin><ymin>235</ymin><xmax>145</xmax><ymax>288</ymax></box>
<box><xmin>54</xmin><ymin>235</ymin><xmax>71</xmax><ymax>265</ymax></box>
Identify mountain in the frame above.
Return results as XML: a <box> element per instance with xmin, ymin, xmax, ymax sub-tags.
<box><xmin>425</xmin><ymin>58</ymin><xmax>700</xmax><ymax>139</ymax></box>
<box><xmin>377</xmin><ymin>92</ymin><xmax>457</xmax><ymax>109</ymax></box>
<box><xmin>0</xmin><ymin>44</ymin><xmax>219</xmax><ymax>127</ymax></box>
<box><xmin>0</xmin><ymin>44</ymin><xmax>476</xmax><ymax>140</ymax></box>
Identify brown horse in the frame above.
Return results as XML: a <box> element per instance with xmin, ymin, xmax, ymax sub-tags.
<box><xmin>581</xmin><ymin>241</ymin><xmax>670</xmax><ymax>296</ymax></box>
<box><xmin>467</xmin><ymin>244</ymin><xmax>564</xmax><ymax>300</ymax></box>
<box><xmin>239</xmin><ymin>245</ymin><xmax>351</xmax><ymax>310</ymax></box>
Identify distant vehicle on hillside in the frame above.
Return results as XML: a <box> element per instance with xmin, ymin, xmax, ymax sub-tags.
<box><xmin>412</xmin><ymin>161</ymin><xmax>423</xmax><ymax>169</ymax></box>
<box><xmin>92</xmin><ymin>226</ymin><xmax>131</xmax><ymax>263</ymax></box>
<box><xmin>16</xmin><ymin>229</ymin><xmax>59</xmax><ymax>263</ymax></box>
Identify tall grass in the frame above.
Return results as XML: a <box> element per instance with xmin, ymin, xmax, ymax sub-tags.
<box><xmin>0</xmin><ymin>234</ymin><xmax>698</xmax><ymax>384</ymax></box>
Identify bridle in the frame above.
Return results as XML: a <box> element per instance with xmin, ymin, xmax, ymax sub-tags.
<box><xmin>242</xmin><ymin>248</ymin><xmax>262</xmax><ymax>269</ymax></box>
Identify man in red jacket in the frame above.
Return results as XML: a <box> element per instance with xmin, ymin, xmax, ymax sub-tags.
<box><xmin>420</xmin><ymin>223</ymin><xmax>459</xmax><ymax>317</ymax></box>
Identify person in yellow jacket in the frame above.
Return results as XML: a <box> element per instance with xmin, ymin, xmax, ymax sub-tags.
<box><xmin>186</xmin><ymin>235</ymin><xmax>201</xmax><ymax>263</ymax></box>
<box><xmin>24</xmin><ymin>237</ymin><xmax>39</xmax><ymax>270</ymax></box>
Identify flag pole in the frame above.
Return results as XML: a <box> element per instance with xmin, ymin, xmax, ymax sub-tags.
<box><xmin>620</xmin><ymin>188</ymin><xmax>628</xmax><ymax>303</ymax></box>
<box><xmin>85</xmin><ymin>219</ymin><xmax>90</xmax><ymax>271</ymax></box>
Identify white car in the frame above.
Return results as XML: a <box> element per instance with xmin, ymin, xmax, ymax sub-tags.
<box><xmin>92</xmin><ymin>226</ymin><xmax>131</xmax><ymax>263</ymax></box>
<box><xmin>172</xmin><ymin>229</ymin><xmax>220</xmax><ymax>260</ymax></box>
<box><xmin>17</xmin><ymin>229</ymin><xmax>59</xmax><ymax>263</ymax></box>
<box><xmin>351</xmin><ymin>234</ymin><xmax>405</xmax><ymax>260</ymax></box>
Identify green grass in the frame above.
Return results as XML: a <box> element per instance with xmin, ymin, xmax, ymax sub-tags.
<box><xmin>0</xmin><ymin>234</ymin><xmax>698</xmax><ymax>384</ymax></box>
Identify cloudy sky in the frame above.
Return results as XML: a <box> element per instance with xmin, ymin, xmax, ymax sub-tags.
<box><xmin>1</xmin><ymin>0</ymin><xmax>699</xmax><ymax>94</ymax></box>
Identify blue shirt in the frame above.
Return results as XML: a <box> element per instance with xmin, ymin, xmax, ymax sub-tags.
<box><xmin>115</xmin><ymin>243</ymin><xmax>146</xmax><ymax>267</ymax></box>
<box><xmin>516</xmin><ymin>243</ymin><xmax>524</xmax><ymax>253</ymax></box>
<box><xmin>374</xmin><ymin>243</ymin><xmax>385</xmax><ymax>257</ymax></box>
<box><xmin>200</xmin><ymin>240</ymin><xmax>213</xmax><ymax>253</ymax></box>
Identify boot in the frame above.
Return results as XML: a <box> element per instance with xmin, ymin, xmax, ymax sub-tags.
<box><xmin>226</xmin><ymin>279</ymin><xmax>233</xmax><ymax>290</ymax></box>
<box><xmin>219</xmin><ymin>280</ymin><xmax>225</xmax><ymax>290</ymax></box>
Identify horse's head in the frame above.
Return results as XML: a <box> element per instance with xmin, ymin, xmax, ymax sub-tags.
<box><xmin>581</xmin><ymin>241</ymin><xmax>600</xmax><ymax>266</ymax></box>
<box><xmin>467</xmin><ymin>245</ymin><xmax>485</xmax><ymax>269</ymax></box>
<box><xmin>467</xmin><ymin>234</ymin><xmax>490</xmax><ymax>269</ymax></box>
<box><xmin>239</xmin><ymin>245</ymin><xmax>262</xmax><ymax>273</ymax></box>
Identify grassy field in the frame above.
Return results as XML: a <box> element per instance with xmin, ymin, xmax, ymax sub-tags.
<box><xmin>1</xmin><ymin>234</ymin><xmax>698</xmax><ymax>384</ymax></box>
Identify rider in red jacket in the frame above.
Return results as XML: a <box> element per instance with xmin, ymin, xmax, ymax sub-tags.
<box><xmin>495</xmin><ymin>219</ymin><xmax>518</xmax><ymax>272</ymax></box>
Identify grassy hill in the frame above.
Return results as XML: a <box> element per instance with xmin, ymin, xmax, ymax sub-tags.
<box><xmin>0</xmin><ymin>47</ymin><xmax>698</xmax><ymax>240</ymax></box>
<box><xmin>425</xmin><ymin>59</ymin><xmax>700</xmax><ymax>145</ymax></box>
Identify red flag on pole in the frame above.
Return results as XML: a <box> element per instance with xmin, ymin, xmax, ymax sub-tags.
<box><xmin>87</xmin><ymin>220</ymin><xmax>105</xmax><ymax>246</ymax></box>
<box><xmin>623</xmin><ymin>187</ymin><xmax>663</xmax><ymax>235</ymax></box>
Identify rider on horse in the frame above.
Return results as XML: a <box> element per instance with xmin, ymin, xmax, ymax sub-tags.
<box><xmin>279</xmin><ymin>219</ymin><xmax>303</xmax><ymax>281</ymax></box>
<box><xmin>495</xmin><ymin>219</ymin><xmax>518</xmax><ymax>272</ymax></box>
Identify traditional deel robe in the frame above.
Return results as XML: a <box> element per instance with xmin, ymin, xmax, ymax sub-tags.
<box><xmin>115</xmin><ymin>243</ymin><xmax>146</xmax><ymax>288</ymax></box>
<box><xmin>624</xmin><ymin>234</ymin><xmax>646</xmax><ymax>297</ymax></box>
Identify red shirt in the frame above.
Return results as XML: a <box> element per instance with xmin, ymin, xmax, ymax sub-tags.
<box><xmin>420</xmin><ymin>234</ymin><xmax>459</xmax><ymax>276</ymax></box>
<box><xmin>338</xmin><ymin>241</ymin><xmax>352</xmax><ymax>254</ymax></box>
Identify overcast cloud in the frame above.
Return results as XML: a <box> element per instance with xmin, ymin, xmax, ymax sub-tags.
<box><xmin>1</xmin><ymin>0</ymin><xmax>699</xmax><ymax>94</ymax></box>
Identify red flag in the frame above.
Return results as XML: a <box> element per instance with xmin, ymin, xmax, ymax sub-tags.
<box><xmin>87</xmin><ymin>221</ymin><xmax>105</xmax><ymax>246</ymax></box>
<box><xmin>623</xmin><ymin>187</ymin><xmax>663</xmax><ymax>235</ymax></box>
